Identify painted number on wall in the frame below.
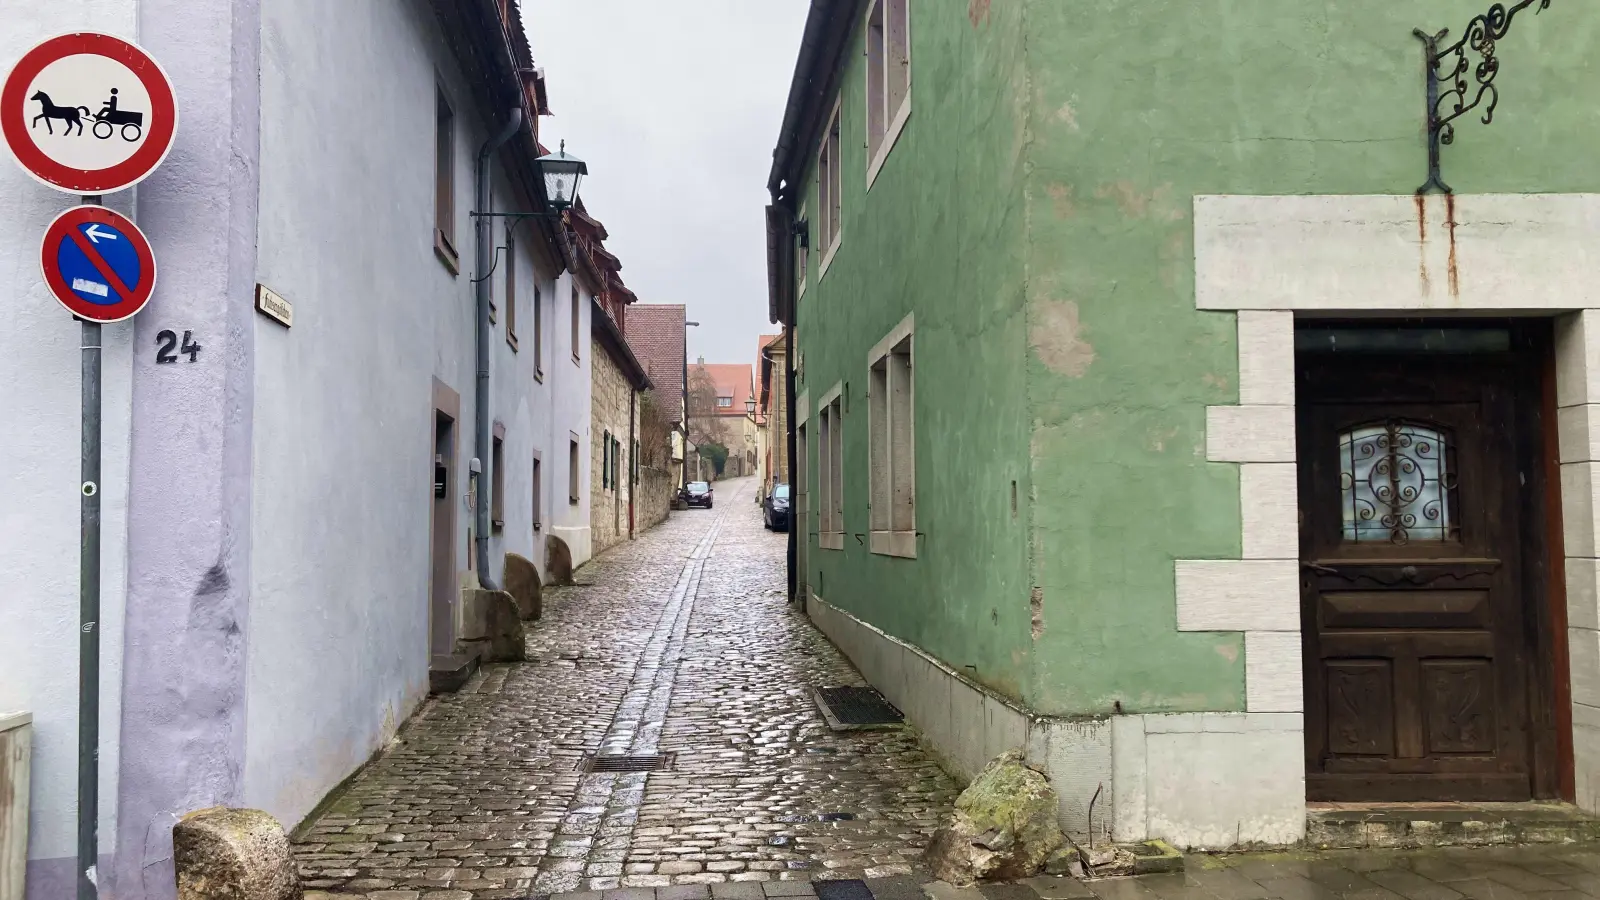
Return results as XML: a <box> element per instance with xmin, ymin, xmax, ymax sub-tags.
<box><xmin>155</xmin><ymin>329</ymin><xmax>201</xmax><ymax>363</ymax></box>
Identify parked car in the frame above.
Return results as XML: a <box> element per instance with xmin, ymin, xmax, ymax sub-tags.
<box><xmin>682</xmin><ymin>481</ymin><xmax>714</xmax><ymax>509</ymax></box>
<box><xmin>763</xmin><ymin>483</ymin><xmax>791</xmax><ymax>531</ymax></box>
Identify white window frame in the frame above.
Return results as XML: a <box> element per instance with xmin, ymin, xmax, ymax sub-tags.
<box><xmin>864</xmin><ymin>0</ymin><xmax>911</xmax><ymax>190</ymax></box>
<box><xmin>817</xmin><ymin>382</ymin><xmax>844</xmax><ymax>551</ymax></box>
<box><xmin>817</xmin><ymin>98</ymin><xmax>844</xmax><ymax>278</ymax></box>
<box><xmin>867</xmin><ymin>314</ymin><xmax>915</xmax><ymax>558</ymax></box>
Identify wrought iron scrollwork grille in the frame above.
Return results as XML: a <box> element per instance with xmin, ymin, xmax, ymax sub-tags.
<box><xmin>1414</xmin><ymin>0</ymin><xmax>1551</xmax><ymax>195</ymax></box>
<box><xmin>1340</xmin><ymin>421</ymin><xmax>1460</xmax><ymax>545</ymax></box>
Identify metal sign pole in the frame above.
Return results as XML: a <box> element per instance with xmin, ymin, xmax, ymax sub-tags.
<box><xmin>78</xmin><ymin>194</ymin><xmax>103</xmax><ymax>900</ymax></box>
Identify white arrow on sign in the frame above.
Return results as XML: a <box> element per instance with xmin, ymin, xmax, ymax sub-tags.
<box><xmin>84</xmin><ymin>224</ymin><xmax>118</xmax><ymax>244</ymax></box>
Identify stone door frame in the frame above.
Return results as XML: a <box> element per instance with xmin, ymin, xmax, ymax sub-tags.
<box><xmin>1183</xmin><ymin>193</ymin><xmax>1600</xmax><ymax>820</ymax></box>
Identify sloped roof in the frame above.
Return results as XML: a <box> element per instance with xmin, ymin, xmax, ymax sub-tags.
<box><xmin>757</xmin><ymin>333</ymin><xmax>783</xmax><ymax>414</ymax></box>
<box><xmin>698</xmin><ymin>363</ymin><xmax>755</xmax><ymax>416</ymax></box>
<box><xmin>625</xmin><ymin>304</ymin><xmax>687</xmax><ymax>421</ymax></box>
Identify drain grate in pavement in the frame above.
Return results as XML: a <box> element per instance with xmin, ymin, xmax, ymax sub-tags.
<box><xmin>814</xmin><ymin>880</ymin><xmax>874</xmax><ymax>900</ymax></box>
<box><xmin>581</xmin><ymin>752</ymin><xmax>677</xmax><ymax>773</ymax></box>
<box><xmin>813</xmin><ymin>686</ymin><xmax>904</xmax><ymax>730</ymax></box>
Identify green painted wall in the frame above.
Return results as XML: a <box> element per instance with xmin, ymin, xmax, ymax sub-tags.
<box><xmin>794</xmin><ymin>1</ymin><xmax>1037</xmax><ymax>700</ymax></box>
<box><xmin>795</xmin><ymin>0</ymin><xmax>1600</xmax><ymax>715</ymax></box>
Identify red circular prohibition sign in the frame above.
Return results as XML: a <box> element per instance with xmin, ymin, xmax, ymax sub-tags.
<box><xmin>40</xmin><ymin>206</ymin><xmax>158</xmax><ymax>322</ymax></box>
<box><xmin>1</xmin><ymin>33</ymin><xmax>178</xmax><ymax>194</ymax></box>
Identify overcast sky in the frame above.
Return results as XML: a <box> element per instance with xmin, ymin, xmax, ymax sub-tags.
<box><xmin>524</xmin><ymin>0</ymin><xmax>810</xmax><ymax>369</ymax></box>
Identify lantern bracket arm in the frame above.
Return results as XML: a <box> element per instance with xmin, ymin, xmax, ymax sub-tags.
<box><xmin>1414</xmin><ymin>0</ymin><xmax>1551</xmax><ymax>195</ymax></box>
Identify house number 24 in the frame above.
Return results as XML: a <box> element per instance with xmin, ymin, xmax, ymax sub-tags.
<box><xmin>155</xmin><ymin>330</ymin><xmax>201</xmax><ymax>364</ymax></box>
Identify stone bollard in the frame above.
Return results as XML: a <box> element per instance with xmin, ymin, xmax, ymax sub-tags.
<box><xmin>173</xmin><ymin>807</ymin><xmax>301</xmax><ymax>900</ymax></box>
<box><xmin>502</xmin><ymin>552</ymin><xmax>543</xmax><ymax>620</ymax></box>
<box><xmin>544</xmin><ymin>535</ymin><xmax>573</xmax><ymax>586</ymax></box>
<box><xmin>458</xmin><ymin>589</ymin><xmax>527</xmax><ymax>662</ymax></box>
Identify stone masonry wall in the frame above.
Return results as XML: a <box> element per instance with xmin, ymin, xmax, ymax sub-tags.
<box><xmin>637</xmin><ymin>465</ymin><xmax>673</xmax><ymax>532</ymax></box>
<box><xmin>591</xmin><ymin>335</ymin><xmax>637</xmax><ymax>556</ymax></box>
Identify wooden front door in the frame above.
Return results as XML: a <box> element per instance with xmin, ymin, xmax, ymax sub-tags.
<box><xmin>1298</xmin><ymin>329</ymin><xmax>1553</xmax><ymax>801</ymax></box>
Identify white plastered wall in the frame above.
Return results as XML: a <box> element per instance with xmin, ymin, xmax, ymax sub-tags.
<box><xmin>1185</xmin><ymin>192</ymin><xmax>1600</xmax><ymax>831</ymax></box>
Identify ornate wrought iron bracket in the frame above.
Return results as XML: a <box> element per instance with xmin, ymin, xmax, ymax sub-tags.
<box><xmin>1415</xmin><ymin>0</ymin><xmax>1550</xmax><ymax>195</ymax></box>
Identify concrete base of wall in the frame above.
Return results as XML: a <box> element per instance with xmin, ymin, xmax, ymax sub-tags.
<box><xmin>807</xmin><ymin>595</ymin><xmax>1306</xmax><ymax>850</ymax></box>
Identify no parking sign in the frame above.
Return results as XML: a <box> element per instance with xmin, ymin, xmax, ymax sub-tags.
<box><xmin>40</xmin><ymin>205</ymin><xmax>156</xmax><ymax>322</ymax></box>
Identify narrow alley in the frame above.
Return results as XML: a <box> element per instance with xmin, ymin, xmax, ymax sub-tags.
<box><xmin>292</xmin><ymin>478</ymin><xmax>959</xmax><ymax>899</ymax></box>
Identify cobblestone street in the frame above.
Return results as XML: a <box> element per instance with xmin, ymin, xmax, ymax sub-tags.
<box><xmin>289</xmin><ymin>478</ymin><xmax>1600</xmax><ymax>900</ymax></box>
<box><xmin>293</xmin><ymin>477</ymin><xmax>960</xmax><ymax>900</ymax></box>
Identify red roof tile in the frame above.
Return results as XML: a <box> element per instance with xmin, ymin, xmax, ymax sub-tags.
<box><xmin>696</xmin><ymin>363</ymin><xmax>755</xmax><ymax>416</ymax></box>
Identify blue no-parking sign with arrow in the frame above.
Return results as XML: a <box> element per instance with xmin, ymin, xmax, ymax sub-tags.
<box><xmin>39</xmin><ymin>204</ymin><xmax>156</xmax><ymax>322</ymax></box>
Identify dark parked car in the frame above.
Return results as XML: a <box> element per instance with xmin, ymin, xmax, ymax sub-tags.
<box><xmin>682</xmin><ymin>481</ymin><xmax>713</xmax><ymax>509</ymax></box>
<box><xmin>763</xmin><ymin>483</ymin><xmax>790</xmax><ymax>531</ymax></box>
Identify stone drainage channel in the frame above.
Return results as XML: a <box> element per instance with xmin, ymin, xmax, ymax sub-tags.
<box><xmin>533</xmin><ymin>509</ymin><xmax>728</xmax><ymax>894</ymax></box>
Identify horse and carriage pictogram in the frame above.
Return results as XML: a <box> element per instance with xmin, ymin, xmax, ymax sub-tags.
<box><xmin>30</xmin><ymin>88</ymin><xmax>144</xmax><ymax>142</ymax></box>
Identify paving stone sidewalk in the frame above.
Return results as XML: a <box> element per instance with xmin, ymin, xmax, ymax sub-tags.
<box><xmin>542</xmin><ymin>842</ymin><xmax>1600</xmax><ymax>900</ymax></box>
<box><xmin>293</xmin><ymin>477</ymin><xmax>960</xmax><ymax>900</ymax></box>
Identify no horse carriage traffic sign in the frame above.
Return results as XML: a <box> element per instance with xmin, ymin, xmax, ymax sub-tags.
<box><xmin>1</xmin><ymin>32</ymin><xmax>178</xmax><ymax>194</ymax></box>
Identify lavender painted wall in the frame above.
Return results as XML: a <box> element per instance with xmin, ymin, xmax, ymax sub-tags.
<box><xmin>112</xmin><ymin>0</ymin><xmax>260</xmax><ymax>897</ymax></box>
<box><xmin>1</xmin><ymin>2</ymin><xmax>136</xmax><ymax>898</ymax></box>
<box><xmin>8</xmin><ymin>1</ymin><xmax>597</xmax><ymax>895</ymax></box>
<box><xmin>547</xmin><ymin>271</ymin><xmax>593</xmax><ymax>568</ymax></box>
<box><xmin>245</xmin><ymin>0</ymin><xmax>586</xmax><ymax>829</ymax></box>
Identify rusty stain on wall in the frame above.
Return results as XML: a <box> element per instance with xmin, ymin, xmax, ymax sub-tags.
<box><xmin>1446</xmin><ymin>192</ymin><xmax>1460</xmax><ymax>297</ymax></box>
<box><xmin>969</xmin><ymin>0</ymin><xmax>991</xmax><ymax>28</ymax></box>
<box><xmin>1414</xmin><ymin>192</ymin><xmax>1432</xmax><ymax>296</ymax></box>
<box><xmin>1031</xmin><ymin>298</ymin><xmax>1096</xmax><ymax>378</ymax></box>
<box><xmin>1215</xmin><ymin>642</ymin><xmax>1239</xmax><ymax>663</ymax></box>
<box><xmin>1030</xmin><ymin>586</ymin><xmax>1044</xmax><ymax>640</ymax></box>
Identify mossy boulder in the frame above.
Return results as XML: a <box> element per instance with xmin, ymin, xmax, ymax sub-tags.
<box><xmin>173</xmin><ymin>807</ymin><xmax>301</xmax><ymax>900</ymax></box>
<box><xmin>923</xmin><ymin>750</ymin><xmax>1069</xmax><ymax>885</ymax></box>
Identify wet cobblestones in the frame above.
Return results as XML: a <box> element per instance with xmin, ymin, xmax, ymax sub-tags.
<box><xmin>294</xmin><ymin>477</ymin><xmax>961</xmax><ymax>900</ymax></box>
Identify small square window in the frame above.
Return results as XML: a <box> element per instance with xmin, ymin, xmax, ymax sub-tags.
<box><xmin>818</xmin><ymin>385</ymin><xmax>844</xmax><ymax>551</ymax></box>
<box><xmin>817</xmin><ymin>102</ymin><xmax>843</xmax><ymax>275</ymax></box>
<box><xmin>865</xmin><ymin>0</ymin><xmax>911</xmax><ymax>186</ymax></box>
<box><xmin>434</xmin><ymin>88</ymin><xmax>458</xmax><ymax>273</ymax></box>
<box><xmin>504</xmin><ymin>227</ymin><xmax>517</xmax><ymax>348</ymax></box>
<box><xmin>571</xmin><ymin>284</ymin><xmax>582</xmax><ymax>363</ymax></box>
<box><xmin>532</xmin><ymin>451</ymin><xmax>543</xmax><ymax>530</ymax></box>
<box><xmin>868</xmin><ymin>317</ymin><xmax>915</xmax><ymax>558</ymax></box>
<box><xmin>569</xmin><ymin>436</ymin><xmax>581</xmax><ymax>504</ymax></box>
<box><xmin>534</xmin><ymin>285</ymin><xmax>545</xmax><ymax>377</ymax></box>
<box><xmin>491</xmin><ymin>432</ymin><xmax>505</xmax><ymax>533</ymax></box>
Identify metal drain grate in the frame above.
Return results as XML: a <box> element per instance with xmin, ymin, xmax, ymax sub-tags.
<box><xmin>581</xmin><ymin>752</ymin><xmax>677</xmax><ymax>773</ymax></box>
<box><xmin>814</xmin><ymin>880</ymin><xmax>873</xmax><ymax>900</ymax></box>
<box><xmin>812</xmin><ymin>686</ymin><xmax>904</xmax><ymax>730</ymax></box>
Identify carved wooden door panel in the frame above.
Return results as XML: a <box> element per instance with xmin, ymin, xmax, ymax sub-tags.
<box><xmin>1299</xmin><ymin>352</ymin><xmax>1535</xmax><ymax>801</ymax></box>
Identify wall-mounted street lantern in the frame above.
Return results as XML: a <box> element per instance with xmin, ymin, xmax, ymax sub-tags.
<box><xmin>537</xmin><ymin>141</ymin><xmax>587</xmax><ymax>212</ymax></box>
<box><xmin>470</xmin><ymin>141</ymin><xmax>589</xmax><ymax>287</ymax></box>
<box><xmin>746</xmin><ymin>398</ymin><xmax>757</xmax><ymax>416</ymax></box>
<box><xmin>1414</xmin><ymin>0</ymin><xmax>1552</xmax><ymax>194</ymax></box>
<box><xmin>473</xmin><ymin>140</ymin><xmax>588</xmax><ymax>238</ymax></box>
